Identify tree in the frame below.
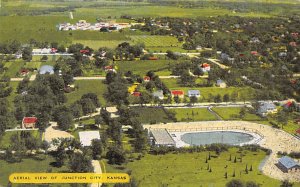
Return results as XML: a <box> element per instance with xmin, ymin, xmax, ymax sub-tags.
<box><xmin>81</xmin><ymin>93</ymin><xmax>101</xmax><ymax>108</ymax></box>
<box><xmin>22</xmin><ymin>47</ymin><xmax>32</xmax><ymax>61</ymax></box>
<box><xmin>189</xmin><ymin>96</ymin><xmax>198</xmax><ymax>106</ymax></box>
<box><xmin>174</xmin><ymin>96</ymin><xmax>180</xmax><ymax>104</ymax></box>
<box><xmin>70</xmin><ymin>103</ymin><xmax>83</xmax><ymax>119</ymax></box>
<box><xmin>166</xmin><ymin>50</ymin><xmax>179</xmax><ymax>60</ymax></box>
<box><xmin>69</xmin><ymin>152</ymin><xmax>93</xmax><ymax>173</ymax></box>
<box><xmin>41</xmin><ymin>55</ymin><xmax>48</xmax><ymax>62</ymax></box>
<box><xmin>139</xmin><ymin>91</ymin><xmax>152</xmax><ymax>106</ymax></box>
<box><xmin>276</xmin><ymin>110</ymin><xmax>288</xmax><ymax>129</ymax></box>
<box><xmin>239</xmin><ymin>107</ymin><xmax>246</xmax><ymax>119</ymax></box>
<box><xmin>280</xmin><ymin>180</ymin><xmax>293</xmax><ymax>187</ymax></box>
<box><xmin>106</xmin><ymin>146</ymin><xmax>126</xmax><ymax>165</ymax></box>
<box><xmin>57</xmin><ymin>110</ymin><xmax>74</xmax><ymax>131</ymax></box>
<box><xmin>91</xmin><ymin>139</ymin><xmax>103</xmax><ymax>159</ymax></box>
<box><xmin>226</xmin><ymin>179</ymin><xmax>243</xmax><ymax>187</ymax></box>
<box><xmin>80</xmin><ymin>98</ymin><xmax>96</xmax><ymax>115</ymax></box>
<box><xmin>180</xmin><ymin>71</ymin><xmax>195</xmax><ymax>86</ymax></box>
<box><xmin>246</xmin><ymin>181</ymin><xmax>259</xmax><ymax>187</ymax></box>
<box><xmin>223</xmin><ymin>94</ymin><xmax>230</xmax><ymax>103</ymax></box>
<box><xmin>214</xmin><ymin>94</ymin><xmax>222</xmax><ymax>103</ymax></box>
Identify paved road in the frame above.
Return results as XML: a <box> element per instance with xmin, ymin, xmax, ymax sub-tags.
<box><xmin>91</xmin><ymin>160</ymin><xmax>102</xmax><ymax>187</ymax></box>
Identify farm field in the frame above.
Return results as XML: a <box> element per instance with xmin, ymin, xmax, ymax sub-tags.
<box><xmin>105</xmin><ymin>148</ymin><xmax>283</xmax><ymax>187</ymax></box>
<box><xmin>162</xmin><ymin>78</ymin><xmax>255</xmax><ymax>102</ymax></box>
<box><xmin>115</xmin><ymin>60</ymin><xmax>176</xmax><ymax>76</ymax></box>
<box><xmin>168</xmin><ymin>108</ymin><xmax>217</xmax><ymax>121</ymax></box>
<box><xmin>130</xmin><ymin>35</ymin><xmax>181</xmax><ymax>47</ymax></box>
<box><xmin>65</xmin><ymin>80</ymin><xmax>107</xmax><ymax>106</ymax></box>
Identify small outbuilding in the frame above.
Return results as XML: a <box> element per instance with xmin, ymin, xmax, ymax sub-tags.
<box><xmin>22</xmin><ymin>117</ymin><xmax>37</xmax><ymax>129</ymax></box>
<box><xmin>149</xmin><ymin>129</ymin><xmax>175</xmax><ymax>147</ymax></box>
<box><xmin>188</xmin><ymin>90</ymin><xmax>200</xmax><ymax>98</ymax></box>
<box><xmin>277</xmin><ymin>156</ymin><xmax>300</xmax><ymax>173</ymax></box>
<box><xmin>216</xmin><ymin>79</ymin><xmax>227</xmax><ymax>88</ymax></box>
<box><xmin>152</xmin><ymin>90</ymin><xmax>164</xmax><ymax>100</ymax></box>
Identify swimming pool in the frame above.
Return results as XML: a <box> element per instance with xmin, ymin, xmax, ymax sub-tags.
<box><xmin>181</xmin><ymin>131</ymin><xmax>255</xmax><ymax>146</ymax></box>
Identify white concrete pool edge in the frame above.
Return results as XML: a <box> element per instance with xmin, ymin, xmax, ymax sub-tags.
<box><xmin>169</xmin><ymin>130</ymin><xmax>263</xmax><ymax>148</ymax></box>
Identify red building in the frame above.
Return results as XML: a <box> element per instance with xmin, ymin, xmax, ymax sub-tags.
<box><xmin>22</xmin><ymin>117</ymin><xmax>37</xmax><ymax>129</ymax></box>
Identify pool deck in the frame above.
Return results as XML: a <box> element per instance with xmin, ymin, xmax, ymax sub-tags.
<box><xmin>144</xmin><ymin>121</ymin><xmax>300</xmax><ymax>182</ymax></box>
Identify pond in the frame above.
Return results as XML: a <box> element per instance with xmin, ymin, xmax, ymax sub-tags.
<box><xmin>181</xmin><ymin>131</ymin><xmax>255</xmax><ymax>146</ymax></box>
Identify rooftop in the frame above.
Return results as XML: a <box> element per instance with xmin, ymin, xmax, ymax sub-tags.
<box><xmin>278</xmin><ymin>156</ymin><xmax>300</xmax><ymax>169</ymax></box>
<box><xmin>151</xmin><ymin>129</ymin><xmax>175</xmax><ymax>146</ymax></box>
<box><xmin>79</xmin><ymin>131</ymin><xmax>101</xmax><ymax>146</ymax></box>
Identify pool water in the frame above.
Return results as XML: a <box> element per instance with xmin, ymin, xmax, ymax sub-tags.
<box><xmin>181</xmin><ymin>131</ymin><xmax>254</xmax><ymax>146</ymax></box>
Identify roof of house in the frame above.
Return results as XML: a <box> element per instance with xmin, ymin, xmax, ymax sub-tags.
<box><xmin>144</xmin><ymin>76</ymin><xmax>150</xmax><ymax>80</ymax></box>
<box><xmin>296</xmin><ymin>129</ymin><xmax>300</xmax><ymax>134</ymax></box>
<box><xmin>188</xmin><ymin>90</ymin><xmax>200</xmax><ymax>95</ymax></box>
<box><xmin>171</xmin><ymin>90</ymin><xmax>184</xmax><ymax>95</ymax></box>
<box><xmin>79</xmin><ymin>131</ymin><xmax>100</xmax><ymax>146</ymax></box>
<box><xmin>153</xmin><ymin>90</ymin><xmax>164</xmax><ymax>98</ymax></box>
<box><xmin>39</xmin><ymin>65</ymin><xmax>54</xmax><ymax>75</ymax></box>
<box><xmin>151</xmin><ymin>129</ymin><xmax>175</xmax><ymax>145</ymax></box>
<box><xmin>201</xmin><ymin>63</ymin><xmax>210</xmax><ymax>68</ymax></box>
<box><xmin>22</xmin><ymin>117</ymin><xmax>37</xmax><ymax>124</ymax></box>
<box><xmin>132</xmin><ymin>92</ymin><xmax>141</xmax><ymax>97</ymax></box>
<box><xmin>278</xmin><ymin>156</ymin><xmax>300</xmax><ymax>169</ymax></box>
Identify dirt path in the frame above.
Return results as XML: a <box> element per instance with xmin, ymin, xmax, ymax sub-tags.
<box><xmin>144</xmin><ymin>121</ymin><xmax>300</xmax><ymax>182</ymax></box>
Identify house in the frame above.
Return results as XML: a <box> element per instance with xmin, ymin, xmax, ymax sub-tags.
<box><xmin>257</xmin><ymin>101</ymin><xmax>277</xmax><ymax>117</ymax></box>
<box><xmin>104</xmin><ymin>66</ymin><xmax>116</xmax><ymax>73</ymax></box>
<box><xmin>144</xmin><ymin>76</ymin><xmax>150</xmax><ymax>82</ymax></box>
<box><xmin>148</xmin><ymin>57</ymin><xmax>158</xmax><ymax>60</ymax></box>
<box><xmin>277</xmin><ymin>156</ymin><xmax>300</xmax><ymax>173</ymax></box>
<box><xmin>80</xmin><ymin>49</ymin><xmax>90</xmax><ymax>54</ymax></box>
<box><xmin>289</xmin><ymin>42</ymin><xmax>297</xmax><ymax>47</ymax></box>
<box><xmin>216</xmin><ymin>79</ymin><xmax>227</xmax><ymax>88</ymax></box>
<box><xmin>79</xmin><ymin>131</ymin><xmax>100</xmax><ymax>146</ymax></box>
<box><xmin>22</xmin><ymin>117</ymin><xmax>37</xmax><ymax>129</ymax></box>
<box><xmin>39</xmin><ymin>65</ymin><xmax>54</xmax><ymax>75</ymax></box>
<box><xmin>152</xmin><ymin>90</ymin><xmax>164</xmax><ymax>100</ymax></box>
<box><xmin>199</xmin><ymin>63</ymin><xmax>211</xmax><ymax>72</ymax></box>
<box><xmin>251</xmin><ymin>51</ymin><xmax>259</xmax><ymax>56</ymax></box>
<box><xmin>250</xmin><ymin>37</ymin><xmax>260</xmax><ymax>43</ymax></box>
<box><xmin>171</xmin><ymin>90</ymin><xmax>184</xmax><ymax>98</ymax></box>
<box><xmin>188</xmin><ymin>90</ymin><xmax>200</xmax><ymax>98</ymax></box>
<box><xmin>132</xmin><ymin>92</ymin><xmax>141</xmax><ymax>97</ymax></box>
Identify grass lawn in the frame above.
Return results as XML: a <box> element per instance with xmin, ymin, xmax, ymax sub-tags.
<box><xmin>23</xmin><ymin>61</ymin><xmax>42</xmax><ymax>69</ymax></box>
<box><xmin>0</xmin><ymin>130</ymin><xmax>41</xmax><ymax>149</ymax></box>
<box><xmin>65</xmin><ymin>80</ymin><xmax>107</xmax><ymax>106</ymax></box>
<box><xmin>255</xmin><ymin>120</ymin><xmax>300</xmax><ymax>135</ymax></box>
<box><xmin>168</xmin><ymin>108</ymin><xmax>217</xmax><ymax>121</ymax></box>
<box><xmin>105</xmin><ymin>148</ymin><xmax>283</xmax><ymax>187</ymax></box>
<box><xmin>162</xmin><ymin>78</ymin><xmax>255</xmax><ymax>102</ymax></box>
<box><xmin>3</xmin><ymin>61</ymin><xmax>25</xmax><ymax>78</ymax></box>
<box><xmin>133</xmin><ymin>107</ymin><xmax>172</xmax><ymax>124</ymax></box>
<box><xmin>115</xmin><ymin>60</ymin><xmax>177</xmax><ymax>76</ymax></box>
<box><xmin>212</xmin><ymin>107</ymin><xmax>263</xmax><ymax>121</ymax></box>
<box><xmin>74</xmin><ymin>40</ymin><xmax>130</xmax><ymax>50</ymax></box>
<box><xmin>7</xmin><ymin>81</ymin><xmax>19</xmax><ymax>109</ymax></box>
<box><xmin>0</xmin><ymin>156</ymin><xmax>69</xmax><ymax>186</ymax></box>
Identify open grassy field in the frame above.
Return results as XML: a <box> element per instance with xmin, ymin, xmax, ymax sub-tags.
<box><xmin>3</xmin><ymin>61</ymin><xmax>25</xmax><ymax>77</ymax></box>
<box><xmin>0</xmin><ymin>156</ymin><xmax>69</xmax><ymax>186</ymax></box>
<box><xmin>168</xmin><ymin>108</ymin><xmax>217</xmax><ymax>121</ymax></box>
<box><xmin>133</xmin><ymin>107</ymin><xmax>172</xmax><ymax>124</ymax></box>
<box><xmin>0</xmin><ymin>130</ymin><xmax>41</xmax><ymax>149</ymax></box>
<box><xmin>163</xmin><ymin>78</ymin><xmax>255</xmax><ymax>101</ymax></box>
<box><xmin>212</xmin><ymin>107</ymin><xmax>263</xmax><ymax>121</ymax></box>
<box><xmin>65</xmin><ymin>80</ymin><xmax>107</xmax><ymax>106</ymax></box>
<box><xmin>115</xmin><ymin>59</ymin><xmax>176</xmax><ymax>76</ymax></box>
<box><xmin>105</xmin><ymin>148</ymin><xmax>283</xmax><ymax>187</ymax></box>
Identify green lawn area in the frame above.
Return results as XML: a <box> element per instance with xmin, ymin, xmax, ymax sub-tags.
<box><xmin>162</xmin><ymin>78</ymin><xmax>255</xmax><ymax>102</ymax></box>
<box><xmin>255</xmin><ymin>119</ymin><xmax>300</xmax><ymax>135</ymax></box>
<box><xmin>115</xmin><ymin>60</ymin><xmax>176</xmax><ymax>76</ymax></box>
<box><xmin>65</xmin><ymin>80</ymin><xmax>107</xmax><ymax>106</ymax></box>
<box><xmin>3</xmin><ymin>61</ymin><xmax>25</xmax><ymax>78</ymax></box>
<box><xmin>168</xmin><ymin>108</ymin><xmax>217</xmax><ymax>121</ymax></box>
<box><xmin>23</xmin><ymin>61</ymin><xmax>42</xmax><ymax>69</ymax></box>
<box><xmin>74</xmin><ymin>40</ymin><xmax>130</xmax><ymax>50</ymax></box>
<box><xmin>212</xmin><ymin>107</ymin><xmax>263</xmax><ymax>121</ymax></box>
<box><xmin>0</xmin><ymin>130</ymin><xmax>41</xmax><ymax>149</ymax></box>
<box><xmin>133</xmin><ymin>107</ymin><xmax>172</xmax><ymax>124</ymax></box>
<box><xmin>7</xmin><ymin>81</ymin><xmax>19</xmax><ymax>109</ymax></box>
<box><xmin>105</xmin><ymin>148</ymin><xmax>283</xmax><ymax>187</ymax></box>
<box><xmin>0</xmin><ymin>156</ymin><xmax>69</xmax><ymax>186</ymax></box>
